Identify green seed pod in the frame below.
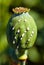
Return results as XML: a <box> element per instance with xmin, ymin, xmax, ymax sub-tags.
<box><xmin>6</xmin><ymin>7</ymin><xmax>37</xmax><ymax>49</ymax></box>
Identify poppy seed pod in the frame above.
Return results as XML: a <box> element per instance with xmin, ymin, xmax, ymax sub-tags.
<box><xmin>6</xmin><ymin>7</ymin><xmax>37</xmax><ymax>49</ymax></box>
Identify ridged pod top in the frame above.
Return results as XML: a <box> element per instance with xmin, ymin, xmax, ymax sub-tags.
<box><xmin>12</xmin><ymin>7</ymin><xmax>30</xmax><ymax>14</ymax></box>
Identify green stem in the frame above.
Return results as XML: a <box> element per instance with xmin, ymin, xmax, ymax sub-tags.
<box><xmin>19</xmin><ymin>60</ymin><xmax>26</xmax><ymax>65</ymax></box>
<box><xmin>19</xmin><ymin>50</ymin><xmax>28</xmax><ymax>65</ymax></box>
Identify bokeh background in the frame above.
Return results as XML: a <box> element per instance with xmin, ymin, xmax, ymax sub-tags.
<box><xmin>0</xmin><ymin>0</ymin><xmax>44</xmax><ymax>65</ymax></box>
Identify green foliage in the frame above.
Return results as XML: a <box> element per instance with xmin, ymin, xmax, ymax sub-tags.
<box><xmin>0</xmin><ymin>34</ymin><xmax>8</xmax><ymax>53</ymax></box>
<box><xmin>22</xmin><ymin>0</ymin><xmax>40</xmax><ymax>7</ymax></box>
<box><xmin>0</xmin><ymin>54</ymin><xmax>8</xmax><ymax>64</ymax></box>
<box><xmin>28</xmin><ymin>47</ymin><xmax>41</xmax><ymax>62</ymax></box>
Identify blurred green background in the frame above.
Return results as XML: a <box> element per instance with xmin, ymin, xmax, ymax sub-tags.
<box><xmin>0</xmin><ymin>0</ymin><xmax>44</xmax><ymax>65</ymax></box>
